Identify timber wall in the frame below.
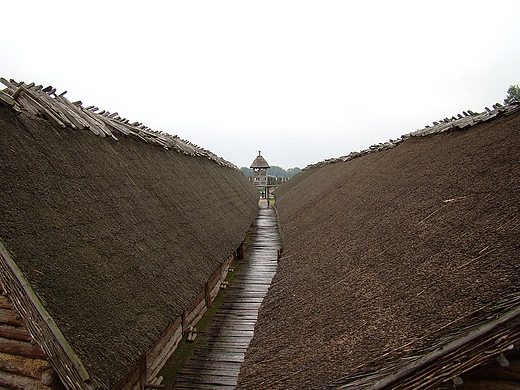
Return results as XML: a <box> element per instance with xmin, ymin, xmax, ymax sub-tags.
<box><xmin>0</xmin><ymin>284</ymin><xmax>61</xmax><ymax>390</ymax></box>
<box><xmin>118</xmin><ymin>252</ymin><xmax>238</xmax><ymax>390</ymax></box>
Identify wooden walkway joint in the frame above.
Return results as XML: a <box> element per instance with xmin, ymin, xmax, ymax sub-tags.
<box><xmin>172</xmin><ymin>203</ymin><xmax>280</xmax><ymax>389</ymax></box>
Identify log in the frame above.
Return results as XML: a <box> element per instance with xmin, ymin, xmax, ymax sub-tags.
<box><xmin>0</xmin><ymin>352</ymin><xmax>50</xmax><ymax>379</ymax></box>
<box><xmin>0</xmin><ymin>337</ymin><xmax>46</xmax><ymax>359</ymax></box>
<box><xmin>0</xmin><ymin>369</ymin><xmax>52</xmax><ymax>390</ymax></box>
<box><xmin>0</xmin><ymin>324</ymin><xmax>32</xmax><ymax>341</ymax></box>
<box><xmin>205</xmin><ymin>282</ymin><xmax>211</xmax><ymax>309</ymax></box>
<box><xmin>40</xmin><ymin>369</ymin><xmax>59</xmax><ymax>386</ymax></box>
<box><xmin>0</xmin><ymin>308</ymin><xmax>23</xmax><ymax>326</ymax></box>
<box><xmin>0</xmin><ymin>91</ymin><xmax>15</xmax><ymax>106</ymax></box>
<box><xmin>0</xmin><ymin>296</ymin><xmax>11</xmax><ymax>309</ymax></box>
<box><xmin>186</xmin><ymin>327</ymin><xmax>197</xmax><ymax>342</ymax></box>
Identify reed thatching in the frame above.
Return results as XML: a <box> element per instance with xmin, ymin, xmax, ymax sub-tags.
<box><xmin>0</xmin><ymin>79</ymin><xmax>259</xmax><ymax>389</ymax></box>
<box><xmin>238</xmin><ymin>103</ymin><xmax>520</xmax><ymax>389</ymax></box>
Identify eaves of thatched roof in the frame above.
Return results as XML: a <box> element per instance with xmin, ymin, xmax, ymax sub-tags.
<box><xmin>303</xmin><ymin>101</ymin><xmax>520</xmax><ymax>170</ymax></box>
<box><xmin>237</xmin><ymin>102</ymin><xmax>520</xmax><ymax>389</ymax></box>
<box><xmin>0</xmin><ymin>79</ymin><xmax>259</xmax><ymax>389</ymax></box>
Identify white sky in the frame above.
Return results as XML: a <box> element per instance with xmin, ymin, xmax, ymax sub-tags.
<box><xmin>2</xmin><ymin>1</ymin><xmax>520</xmax><ymax>169</ymax></box>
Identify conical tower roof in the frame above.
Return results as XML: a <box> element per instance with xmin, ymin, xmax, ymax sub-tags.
<box><xmin>250</xmin><ymin>151</ymin><xmax>270</xmax><ymax>168</ymax></box>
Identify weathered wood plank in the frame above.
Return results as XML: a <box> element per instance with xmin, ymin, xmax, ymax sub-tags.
<box><xmin>203</xmin><ymin>323</ymin><xmax>255</xmax><ymax>331</ymax></box>
<box><xmin>178</xmin><ymin>360</ymin><xmax>241</xmax><ymax>371</ymax></box>
<box><xmin>173</xmin><ymin>383</ymin><xmax>235</xmax><ymax>390</ymax></box>
<box><xmin>173</xmin><ymin>372</ymin><xmax>237</xmax><ymax>386</ymax></box>
<box><xmin>173</xmin><ymin>205</ymin><xmax>280</xmax><ymax>388</ymax></box>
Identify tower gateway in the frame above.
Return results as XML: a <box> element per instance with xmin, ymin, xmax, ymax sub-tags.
<box><xmin>250</xmin><ymin>151</ymin><xmax>270</xmax><ymax>198</ymax></box>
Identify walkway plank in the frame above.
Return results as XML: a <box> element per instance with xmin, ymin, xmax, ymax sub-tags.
<box><xmin>172</xmin><ymin>203</ymin><xmax>279</xmax><ymax>389</ymax></box>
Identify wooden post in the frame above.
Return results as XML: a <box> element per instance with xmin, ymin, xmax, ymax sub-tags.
<box><xmin>237</xmin><ymin>243</ymin><xmax>244</xmax><ymax>260</ymax></box>
<box><xmin>204</xmin><ymin>282</ymin><xmax>211</xmax><ymax>309</ymax></box>
<box><xmin>181</xmin><ymin>311</ymin><xmax>187</xmax><ymax>335</ymax></box>
<box><xmin>139</xmin><ymin>355</ymin><xmax>147</xmax><ymax>390</ymax></box>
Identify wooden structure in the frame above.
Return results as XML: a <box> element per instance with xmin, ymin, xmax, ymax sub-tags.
<box><xmin>238</xmin><ymin>102</ymin><xmax>520</xmax><ymax>389</ymax></box>
<box><xmin>249</xmin><ymin>151</ymin><xmax>270</xmax><ymax>198</ymax></box>
<box><xmin>0</xmin><ymin>284</ymin><xmax>60</xmax><ymax>390</ymax></box>
<box><xmin>173</xmin><ymin>204</ymin><xmax>279</xmax><ymax>389</ymax></box>
<box><xmin>0</xmin><ymin>78</ymin><xmax>259</xmax><ymax>390</ymax></box>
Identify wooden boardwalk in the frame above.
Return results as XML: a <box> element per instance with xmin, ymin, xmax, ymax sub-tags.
<box><xmin>172</xmin><ymin>203</ymin><xmax>280</xmax><ymax>389</ymax></box>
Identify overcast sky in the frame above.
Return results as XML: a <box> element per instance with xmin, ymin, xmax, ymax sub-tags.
<box><xmin>2</xmin><ymin>1</ymin><xmax>520</xmax><ymax>169</ymax></box>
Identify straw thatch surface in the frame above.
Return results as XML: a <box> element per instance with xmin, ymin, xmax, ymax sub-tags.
<box><xmin>0</xmin><ymin>96</ymin><xmax>258</xmax><ymax>388</ymax></box>
<box><xmin>237</xmin><ymin>106</ymin><xmax>520</xmax><ymax>389</ymax></box>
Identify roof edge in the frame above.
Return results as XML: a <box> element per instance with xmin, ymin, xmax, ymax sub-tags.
<box><xmin>304</xmin><ymin>101</ymin><xmax>520</xmax><ymax>171</ymax></box>
<box><xmin>0</xmin><ymin>240</ymin><xmax>95</xmax><ymax>389</ymax></box>
<box><xmin>0</xmin><ymin>77</ymin><xmax>240</xmax><ymax>172</ymax></box>
<box><xmin>338</xmin><ymin>302</ymin><xmax>520</xmax><ymax>390</ymax></box>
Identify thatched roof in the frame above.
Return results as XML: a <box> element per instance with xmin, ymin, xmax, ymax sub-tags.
<box><xmin>237</xmin><ymin>103</ymin><xmax>520</xmax><ymax>389</ymax></box>
<box><xmin>250</xmin><ymin>151</ymin><xmax>270</xmax><ymax>169</ymax></box>
<box><xmin>0</xmin><ymin>79</ymin><xmax>259</xmax><ymax>389</ymax></box>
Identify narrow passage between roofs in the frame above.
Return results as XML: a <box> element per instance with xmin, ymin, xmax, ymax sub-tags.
<box><xmin>172</xmin><ymin>200</ymin><xmax>280</xmax><ymax>389</ymax></box>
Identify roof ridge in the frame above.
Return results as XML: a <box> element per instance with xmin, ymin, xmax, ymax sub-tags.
<box><xmin>303</xmin><ymin>101</ymin><xmax>520</xmax><ymax>171</ymax></box>
<box><xmin>0</xmin><ymin>77</ymin><xmax>239</xmax><ymax>171</ymax></box>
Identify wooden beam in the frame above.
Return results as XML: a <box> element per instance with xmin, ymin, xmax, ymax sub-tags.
<box><xmin>0</xmin><ymin>308</ymin><xmax>23</xmax><ymax>327</ymax></box>
<box><xmin>205</xmin><ymin>282</ymin><xmax>211</xmax><ymax>309</ymax></box>
<box><xmin>0</xmin><ymin>368</ymin><xmax>50</xmax><ymax>390</ymax></box>
<box><xmin>145</xmin><ymin>383</ymin><xmax>165</xmax><ymax>389</ymax></box>
<box><xmin>0</xmin><ymin>324</ymin><xmax>32</xmax><ymax>342</ymax></box>
<box><xmin>0</xmin><ymin>91</ymin><xmax>16</xmax><ymax>106</ymax></box>
<box><xmin>0</xmin><ymin>296</ymin><xmax>11</xmax><ymax>309</ymax></box>
<box><xmin>0</xmin><ymin>337</ymin><xmax>46</xmax><ymax>359</ymax></box>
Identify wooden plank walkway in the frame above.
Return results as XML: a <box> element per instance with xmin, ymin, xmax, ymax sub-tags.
<box><xmin>172</xmin><ymin>203</ymin><xmax>280</xmax><ymax>389</ymax></box>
